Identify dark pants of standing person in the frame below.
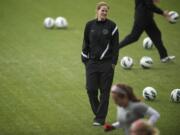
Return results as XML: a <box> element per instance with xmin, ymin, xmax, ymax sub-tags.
<box><xmin>119</xmin><ymin>20</ymin><xmax>168</xmax><ymax>59</ymax></box>
<box><xmin>85</xmin><ymin>59</ymin><xmax>114</xmax><ymax>124</ymax></box>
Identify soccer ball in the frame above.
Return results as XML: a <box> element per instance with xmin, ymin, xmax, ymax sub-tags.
<box><xmin>55</xmin><ymin>17</ymin><xmax>68</xmax><ymax>28</ymax></box>
<box><xmin>143</xmin><ymin>37</ymin><xmax>153</xmax><ymax>49</ymax></box>
<box><xmin>120</xmin><ymin>56</ymin><xmax>133</xmax><ymax>69</ymax></box>
<box><xmin>170</xmin><ymin>89</ymin><xmax>180</xmax><ymax>102</ymax></box>
<box><xmin>143</xmin><ymin>87</ymin><xmax>157</xmax><ymax>100</ymax></box>
<box><xmin>44</xmin><ymin>17</ymin><xmax>54</xmax><ymax>28</ymax></box>
<box><xmin>168</xmin><ymin>11</ymin><xmax>179</xmax><ymax>24</ymax></box>
<box><xmin>140</xmin><ymin>56</ymin><xmax>153</xmax><ymax>69</ymax></box>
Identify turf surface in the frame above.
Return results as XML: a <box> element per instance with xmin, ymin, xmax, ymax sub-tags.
<box><xmin>0</xmin><ymin>0</ymin><xmax>180</xmax><ymax>135</ymax></box>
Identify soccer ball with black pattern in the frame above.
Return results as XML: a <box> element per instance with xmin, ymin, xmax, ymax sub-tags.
<box><xmin>143</xmin><ymin>87</ymin><xmax>157</xmax><ymax>100</ymax></box>
<box><xmin>143</xmin><ymin>37</ymin><xmax>153</xmax><ymax>49</ymax></box>
<box><xmin>120</xmin><ymin>56</ymin><xmax>133</xmax><ymax>69</ymax></box>
<box><xmin>168</xmin><ymin>11</ymin><xmax>179</xmax><ymax>24</ymax></box>
<box><xmin>55</xmin><ymin>16</ymin><xmax>68</xmax><ymax>28</ymax></box>
<box><xmin>170</xmin><ymin>89</ymin><xmax>180</xmax><ymax>103</ymax></box>
<box><xmin>140</xmin><ymin>56</ymin><xmax>153</xmax><ymax>69</ymax></box>
<box><xmin>44</xmin><ymin>17</ymin><xmax>54</xmax><ymax>29</ymax></box>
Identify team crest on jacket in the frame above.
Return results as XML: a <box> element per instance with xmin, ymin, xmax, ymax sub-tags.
<box><xmin>102</xmin><ymin>29</ymin><xmax>109</xmax><ymax>35</ymax></box>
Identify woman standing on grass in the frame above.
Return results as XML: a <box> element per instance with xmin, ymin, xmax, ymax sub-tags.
<box><xmin>81</xmin><ymin>1</ymin><xmax>119</xmax><ymax>126</ymax></box>
<box><xmin>104</xmin><ymin>84</ymin><xmax>160</xmax><ymax>135</ymax></box>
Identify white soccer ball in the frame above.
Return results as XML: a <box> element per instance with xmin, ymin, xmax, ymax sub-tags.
<box><xmin>120</xmin><ymin>56</ymin><xmax>133</xmax><ymax>69</ymax></box>
<box><xmin>168</xmin><ymin>11</ymin><xmax>179</xmax><ymax>24</ymax></box>
<box><xmin>143</xmin><ymin>87</ymin><xmax>157</xmax><ymax>100</ymax></box>
<box><xmin>143</xmin><ymin>37</ymin><xmax>153</xmax><ymax>49</ymax></box>
<box><xmin>55</xmin><ymin>17</ymin><xmax>68</xmax><ymax>28</ymax></box>
<box><xmin>170</xmin><ymin>89</ymin><xmax>180</xmax><ymax>102</ymax></box>
<box><xmin>44</xmin><ymin>17</ymin><xmax>54</xmax><ymax>28</ymax></box>
<box><xmin>140</xmin><ymin>56</ymin><xmax>153</xmax><ymax>69</ymax></box>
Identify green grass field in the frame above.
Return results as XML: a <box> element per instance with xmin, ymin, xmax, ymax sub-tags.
<box><xmin>0</xmin><ymin>0</ymin><xmax>180</xmax><ymax>135</ymax></box>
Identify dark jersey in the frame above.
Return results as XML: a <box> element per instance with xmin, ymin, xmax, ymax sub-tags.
<box><xmin>135</xmin><ymin>0</ymin><xmax>164</xmax><ymax>22</ymax></box>
<box><xmin>81</xmin><ymin>19</ymin><xmax>119</xmax><ymax>65</ymax></box>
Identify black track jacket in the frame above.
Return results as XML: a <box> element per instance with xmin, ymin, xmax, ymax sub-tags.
<box><xmin>81</xmin><ymin>19</ymin><xmax>119</xmax><ymax>65</ymax></box>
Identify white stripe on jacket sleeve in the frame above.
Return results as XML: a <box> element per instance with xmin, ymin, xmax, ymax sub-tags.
<box><xmin>112</xmin><ymin>26</ymin><xmax>118</xmax><ymax>36</ymax></box>
<box><xmin>81</xmin><ymin>52</ymin><xmax>89</xmax><ymax>59</ymax></box>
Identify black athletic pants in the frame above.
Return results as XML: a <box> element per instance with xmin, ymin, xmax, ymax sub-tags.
<box><xmin>85</xmin><ymin>59</ymin><xmax>114</xmax><ymax>123</ymax></box>
<box><xmin>119</xmin><ymin>20</ymin><xmax>168</xmax><ymax>59</ymax></box>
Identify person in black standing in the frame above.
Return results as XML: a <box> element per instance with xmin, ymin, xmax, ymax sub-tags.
<box><xmin>81</xmin><ymin>1</ymin><xmax>119</xmax><ymax>126</ymax></box>
<box><xmin>119</xmin><ymin>0</ymin><xmax>175</xmax><ymax>62</ymax></box>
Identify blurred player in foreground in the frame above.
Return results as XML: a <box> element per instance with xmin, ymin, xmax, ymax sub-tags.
<box><xmin>130</xmin><ymin>119</ymin><xmax>160</xmax><ymax>135</ymax></box>
<box><xmin>103</xmin><ymin>84</ymin><xmax>160</xmax><ymax>135</ymax></box>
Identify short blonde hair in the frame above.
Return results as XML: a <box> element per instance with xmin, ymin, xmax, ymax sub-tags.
<box><xmin>131</xmin><ymin>119</ymin><xmax>160</xmax><ymax>135</ymax></box>
<box><xmin>96</xmin><ymin>1</ymin><xmax>110</xmax><ymax>11</ymax></box>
